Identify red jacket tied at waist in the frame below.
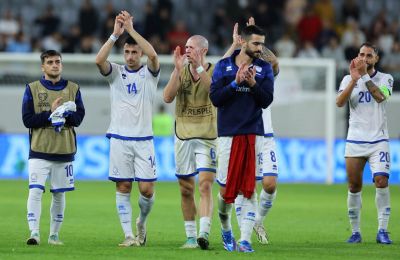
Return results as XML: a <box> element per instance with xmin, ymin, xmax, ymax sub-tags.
<box><xmin>224</xmin><ymin>134</ymin><xmax>256</xmax><ymax>203</ymax></box>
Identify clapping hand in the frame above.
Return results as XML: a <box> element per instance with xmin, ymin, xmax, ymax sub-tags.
<box><xmin>173</xmin><ymin>46</ymin><xmax>185</xmax><ymax>72</ymax></box>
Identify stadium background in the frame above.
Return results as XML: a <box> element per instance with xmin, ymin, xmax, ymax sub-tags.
<box><xmin>0</xmin><ymin>1</ymin><xmax>399</xmax><ymax>259</ymax></box>
<box><xmin>0</xmin><ymin>0</ymin><xmax>400</xmax><ymax>183</ymax></box>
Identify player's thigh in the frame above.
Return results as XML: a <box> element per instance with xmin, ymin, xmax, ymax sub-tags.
<box><xmin>194</xmin><ymin>139</ymin><xmax>217</xmax><ymax>174</ymax></box>
<box><xmin>175</xmin><ymin>138</ymin><xmax>196</xmax><ymax>177</ymax></box>
<box><xmin>49</xmin><ymin>161</ymin><xmax>75</xmax><ymax>192</ymax></box>
<box><xmin>216</xmin><ymin>137</ymin><xmax>232</xmax><ymax>186</ymax></box>
<box><xmin>178</xmin><ymin>176</ymin><xmax>196</xmax><ymax>197</ymax></box>
<box><xmin>345</xmin><ymin>157</ymin><xmax>367</xmax><ymax>184</ymax></box>
<box><xmin>133</xmin><ymin>140</ymin><xmax>157</xmax><ymax>182</ymax></box>
<box><xmin>109</xmin><ymin>138</ymin><xmax>135</xmax><ymax>181</ymax></box>
<box><xmin>28</xmin><ymin>159</ymin><xmax>51</xmax><ymax>191</ymax></box>
<box><xmin>261</xmin><ymin>137</ymin><xmax>278</xmax><ymax>179</ymax></box>
<box><xmin>250</xmin><ymin>135</ymin><xmax>264</xmax><ymax>181</ymax></box>
<box><xmin>368</xmin><ymin>142</ymin><xmax>390</xmax><ymax>179</ymax></box>
<box><xmin>368</xmin><ymin>142</ymin><xmax>390</xmax><ymax>187</ymax></box>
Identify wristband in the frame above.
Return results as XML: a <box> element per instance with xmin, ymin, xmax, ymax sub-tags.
<box><xmin>230</xmin><ymin>80</ymin><xmax>238</xmax><ymax>89</ymax></box>
<box><xmin>361</xmin><ymin>74</ymin><xmax>371</xmax><ymax>83</ymax></box>
<box><xmin>109</xmin><ymin>34</ymin><xmax>119</xmax><ymax>42</ymax></box>
<box><xmin>196</xmin><ymin>66</ymin><xmax>204</xmax><ymax>74</ymax></box>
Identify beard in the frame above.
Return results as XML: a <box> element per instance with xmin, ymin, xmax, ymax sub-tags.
<box><xmin>367</xmin><ymin>63</ymin><xmax>374</xmax><ymax>70</ymax></box>
<box><xmin>245</xmin><ymin>48</ymin><xmax>261</xmax><ymax>59</ymax></box>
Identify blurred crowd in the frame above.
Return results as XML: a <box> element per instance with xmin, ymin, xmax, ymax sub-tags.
<box><xmin>1</xmin><ymin>0</ymin><xmax>400</xmax><ymax>78</ymax></box>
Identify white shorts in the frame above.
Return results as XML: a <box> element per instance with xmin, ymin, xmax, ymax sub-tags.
<box><xmin>28</xmin><ymin>159</ymin><xmax>74</xmax><ymax>193</ymax></box>
<box><xmin>345</xmin><ymin>141</ymin><xmax>390</xmax><ymax>179</ymax></box>
<box><xmin>175</xmin><ymin>138</ymin><xmax>216</xmax><ymax>178</ymax></box>
<box><xmin>109</xmin><ymin>138</ymin><xmax>157</xmax><ymax>182</ymax></box>
<box><xmin>216</xmin><ymin>136</ymin><xmax>264</xmax><ymax>186</ymax></box>
<box><xmin>263</xmin><ymin>137</ymin><xmax>279</xmax><ymax>178</ymax></box>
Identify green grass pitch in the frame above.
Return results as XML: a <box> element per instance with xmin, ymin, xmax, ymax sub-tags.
<box><xmin>0</xmin><ymin>180</ymin><xmax>399</xmax><ymax>259</ymax></box>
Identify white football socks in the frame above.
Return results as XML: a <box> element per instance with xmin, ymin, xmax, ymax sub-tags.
<box><xmin>199</xmin><ymin>216</ymin><xmax>211</xmax><ymax>235</ymax></box>
<box><xmin>240</xmin><ymin>193</ymin><xmax>257</xmax><ymax>242</ymax></box>
<box><xmin>234</xmin><ymin>194</ymin><xmax>244</xmax><ymax>228</ymax></box>
<box><xmin>27</xmin><ymin>188</ymin><xmax>43</xmax><ymax>235</ymax></box>
<box><xmin>138</xmin><ymin>193</ymin><xmax>155</xmax><ymax>226</ymax></box>
<box><xmin>116</xmin><ymin>192</ymin><xmax>133</xmax><ymax>238</ymax></box>
<box><xmin>49</xmin><ymin>192</ymin><xmax>65</xmax><ymax>236</ymax></box>
<box><xmin>184</xmin><ymin>221</ymin><xmax>197</xmax><ymax>238</ymax></box>
<box><xmin>376</xmin><ymin>187</ymin><xmax>390</xmax><ymax>231</ymax></box>
<box><xmin>256</xmin><ymin>189</ymin><xmax>276</xmax><ymax>224</ymax></box>
<box><xmin>218</xmin><ymin>193</ymin><xmax>232</xmax><ymax>232</ymax></box>
<box><xmin>347</xmin><ymin>191</ymin><xmax>362</xmax><ymax>233</ymax></box>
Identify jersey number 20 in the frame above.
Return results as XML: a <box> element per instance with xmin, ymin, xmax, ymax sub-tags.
<box><xmin>358</xmin><ymin>91</ymin><xmax>371</xmax><ymax>103</ymax></box>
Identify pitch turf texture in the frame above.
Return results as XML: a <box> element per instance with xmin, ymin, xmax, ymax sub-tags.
<box><xmin>0</xmin><ymin>181</ymin><xmax>398</xmax><ymax>259</ymax></box>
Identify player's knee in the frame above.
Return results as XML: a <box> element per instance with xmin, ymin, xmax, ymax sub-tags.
<box><xmin>199</xmin><ymin>181</ymin><xmax>212</xmax><ymax>196</ymax></box>
<box><xmin>116</xmin><ymin>182</ymin><xmax>132</xmax><ymax>193</ymax></box>
<box><xmin>140</xmin><ymin>190</ymin><xmax>154</xmax><ymax>198</ymax></box>
<box><xmin>262</xmin><ymin>178</ymin><xmax>277</xmax><ymax>194</ymax></box>
<box><xmin>263</xmin><ymin>183</ymin><xmax>276</xmax><ymax>194</ymax></box>
<box><xmin>374</xmin><ymin>176</ymin><xmax>388</xmax><ymax>188</ymax></box>
<box><xmin>29</xmin><ymin>188</ymin><xmax>44</xmax><ymax>201</ymax></box>
<box><xmin>180</xmin><ymin>185</ymin><xmax>194</xmax><ymax>198</ymax></box>
<box><xmin>348</xmin><ymin>183</ymin><xmax>362</xmax><ymax>193</ymax></box>
<box><xmin>179</xmin><ymin>179</ymin><xmax>194</xmax><ymax>198</ymax></box>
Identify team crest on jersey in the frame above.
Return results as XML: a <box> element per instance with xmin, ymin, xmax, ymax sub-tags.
<box><xmin>38</xmin><ymin>93</ymin><xmax>48</xmax><ymax>101</ymax></box>
<box><xmin>226</xmin><ymin>66</ymin><xmax>232</xmax><ymax>71</ymax></box>
<box><xmin>30</xmin><ymin>173</ymin><xmax>38</xmax><ymax>182</ymax></box>
<box><xmin>113</xmin><ymin>167</ymin><xmax>119</xmax><ymax>175</ymax></box>
<box><xmin>38</xmin><ymin>93</ymin><xmax>50</xmax><ymax>109</ymax></box>
<box><xmin>122</xmin><ymin>73</ymin><xmax>127</xmax><ymax>79</ymax></box>
<box><xmin>139</xmin><ymin>69</ymin><xmax>145</xmax><ymax>78</ymax></box>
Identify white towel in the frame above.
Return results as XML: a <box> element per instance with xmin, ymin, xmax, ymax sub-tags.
<box><xmin>49</xmin><ymin>101</ymin><xmax>77</xmax><ymax>132</ymax></box>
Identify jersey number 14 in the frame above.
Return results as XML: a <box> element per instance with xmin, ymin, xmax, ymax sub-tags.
<box><xmin>126</xmin><ymin>83</ymin><xmax>137</xmax><ymax>94</ymax></box>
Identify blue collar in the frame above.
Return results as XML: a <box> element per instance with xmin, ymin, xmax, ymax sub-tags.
<box><xmin>124</xmin><ymin>65</ymin><xmax>143</xmax><ymax>73</ymax></box>
<box><xmin>370</xmin><ymin>70</ymin><xmax>378</xmax><ymax>78</ymax></box>
<box><xmin>40</xmin><ymin>76</ymin><xmax>68</xmax><ymax>90</ymax></box>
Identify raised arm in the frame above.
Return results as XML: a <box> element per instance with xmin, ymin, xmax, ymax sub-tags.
<box><xmin>95</xmin><ymin>14</ymin><xmax>125</xmax><ymax>75</ymax></box>
<box><xmin>336</xmin><ymin>59</ymin><xmax>359</xmax><ymax>107</ymax></box>
<box><xmin>187</xmin><ymin>48</ymin><xmax>212</xmax><ymax>91</ymax></box>
<box><xmin>261</xmin><ymin>46</ymin><xmax>279</xmax><ymax>77</ymax></box>
<box><xmin>222</xmin><ymin>23</ymin><xmax>240</xmax><ymax>59</ymax></box>
<box><xmin>163</xmin><ymin>46</ymin><xmax>185</xmax><ymax>103</ymax></box>
<box><xmin>121</xmin><ymin>11</ymin><xmax>160</xmax><ymax>73</ymax></box>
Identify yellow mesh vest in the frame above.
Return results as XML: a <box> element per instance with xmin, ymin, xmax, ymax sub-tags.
<box><xmin>29</xmin><ymin>80</ymin><xmax>78</xmax><ymax>154</ymax></box>
<box><xmin>175</xmin><ymin>63</ymin><xmax>217</xmax><ymax>139</ymax></box>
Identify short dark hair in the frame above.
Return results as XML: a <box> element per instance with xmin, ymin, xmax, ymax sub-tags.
<box><xmin>360</xmin><ymin>42</ymin><xmax>379</xmax><ymax>55</ymax></box>
<box><xmin>40</xmin><ymin>50</ymin><xmax>61</xmax><ymax>64</ymax></box>
<box><xmin>241</xmin><ymin>25</ymin><xmax>266</xmax><ymax>40</ymax></box>
<box><xmin>124</xmin><ymin>37</ymin><xmax>138</xmax><ymax>46</ymax></box>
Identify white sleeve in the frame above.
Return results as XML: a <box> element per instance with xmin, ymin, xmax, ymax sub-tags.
<box><xmin>145</xmin><ymin>65</ymin><xmax>160</xmax><ymax>86</ymax></box>
<box><xmin>105</xmin><ymin>62</ymin><xmax>120</xmax><ymax>84</ymax></box>
<box><xmin>338</xmin><ymin>75</ymin><xmax>352</xmax><ymax>93</ymax></box>
<box><xmin>387</xmin><ymin>74</ymin><xmax>394</xmax><ymax>94</ymax></box>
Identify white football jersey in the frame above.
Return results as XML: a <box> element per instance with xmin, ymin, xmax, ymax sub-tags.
<box><xmin>262</xmin><ymin>106</ymin><xmax>274</xmax><ymax>136</ymax></box>
<box><xmin>105</xmin><ymin>63</ymin><xmax>160</xmax><ymax>139</ymax></box>
<box><xmin>338</xmin><ymin>71</ymin><xmax>393</xmax><ymax>142</ymax></box>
